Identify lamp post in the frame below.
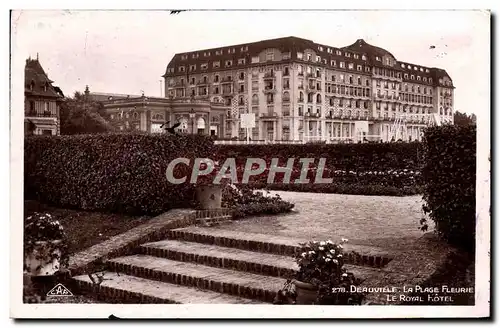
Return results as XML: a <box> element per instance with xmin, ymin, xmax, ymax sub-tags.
<box><xmin>189</xmin><ymin>108</ymin><xmax>195</xmax><ymax>134</ymax></box>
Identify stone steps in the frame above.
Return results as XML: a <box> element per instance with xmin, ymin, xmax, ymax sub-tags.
<box><xmin>72</xmin><ymin>271</ymin><xmax>263</xmax><ymax>304</ymax></box>
<box><xmin>139</xmin><ymin>239</ymin><xmax>384</xmax><ymax>280</ymax></box>
<box><xmin>195</xmin><ymin>215</ymin><xmax>232</xmax><ymax>227</ymax></box>
<box><xmin>71</xmin><ymin>220</ymin><xmax>392</xmax><ymax>304</ymax></box>
<box><xmin>167</xmin><ymin>226</ymin><xmax>393</xmax><ymax>268</ymax></box>
<box><xmin>106</xmin><ymin>255</ymin><xmax>286</xmax><ymax>303</ymax></box>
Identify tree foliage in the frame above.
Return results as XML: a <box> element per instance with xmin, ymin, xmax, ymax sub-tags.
<box><xmin>59</xmin><ymin>91</ymin><xmax>116</xmax><ymax>135</ymax></box>
<box><xmin>453</xmin><ymin>111</ymin><xmax>477</xmax><ymax>127</ymax></box>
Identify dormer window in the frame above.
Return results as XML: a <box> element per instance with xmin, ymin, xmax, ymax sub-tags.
<box><xmin>354</xmin><ymin>54</ymin><xmax>359</xmax><ymax>59</ymax></box>
<box><xmin>266</xmin><ymin>52</ymin><xmax>274</xmax><ymax>61</ymax></box>
<box><xmin>375</xmin><ymin>56</ymin><xmax>381</xmax><ymax>61</ymax></box>
<box><xmin>181</xmin><ymin>55</ymin><xmax>188</xmax><ymax>60</ymax></box>
<box><xmin>318</xmin><ymin>46</ymin><xmax>323</xmax><ymax>51</ymax></box>
<box><xmin>345</xmin><ymin>52</ymin><xmax>351</xmax><ymax>57</ymax></box>
<box><xmin>43</xmin><ymin>83</ymin><xmax>48</xmax><ymax>92</ymax></box>
<box><xmin>29</xmin><ymin>80</ymin><xmax>35</xmax><ymax>91</ymax></box>
<box><xmin>361</xmin><ymin>55</ymin><xmax>367</xmax><ymax>60</ymax></box>
<box><xmin>336</xmin><ymin>50</ymin><xmax>342</xmax><ymax>55</ymax></box>
<box><xmin>401</xmin><ymin>63</ymin><xmax>405</xmax><ymax>68</ymax></box>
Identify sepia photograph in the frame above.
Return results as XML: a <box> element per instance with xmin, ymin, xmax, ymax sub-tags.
<box><xmin>9</xmin><ymin>7</ymin><xmax>490</xmax><ymax>319</ymax></box>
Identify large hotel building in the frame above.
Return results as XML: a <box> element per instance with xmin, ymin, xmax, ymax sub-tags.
<box><xmin>102</xmin><ymin>36</ymin><xmax>455</xmax><ymax>142</ymax></box>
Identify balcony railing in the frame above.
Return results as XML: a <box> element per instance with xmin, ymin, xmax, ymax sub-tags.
<box><xmin>221</xmin><ymin>77</ymin><xmax>233</xmax><ymax>83</ymax></box>
<box><xmin>263</xmin><ymin>87</ymin><xmax>276</xmax><ymax>94</ymax></box>
<box><xmin>305</xmin><ymin>112</ymin><xmax>321</xmax><ymax>118</ymax></box>
<box><xmin>260</xmin><ymin>112</ymin><xmax>278</xmax><ymax>119</ymax></box>
<box><xmin>25</xmin><ymin>111</ymin><xmax>57</xmax><ymax>118</ymax></box>
<box><xmin>263</xmin><ymin>72</ymin><xmax>275</xmax><ymax>80</ymax></box>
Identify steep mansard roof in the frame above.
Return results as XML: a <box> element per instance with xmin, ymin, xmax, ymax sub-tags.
<box><xmin>25</xmin><ymin>58</ymin><xmax>63</xmax><ymax>98</ymax></box>
<box><xmin>163</xmin><ymin>36</ymin><xmax>453</xmax><ymax>87</ymax></box>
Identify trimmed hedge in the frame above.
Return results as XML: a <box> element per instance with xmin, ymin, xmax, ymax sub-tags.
<box><xmin>24</xmin><ymin>133</ymin><xmax>216</xmax><ymax>215</ymax></box>
<box><xmin>421</xmin><ymin>125</ymin><xmax>476</xmax><ymax>251</ymax></box>
<box><xmin>214</xmin><ymin>142</ymin><xmax>424</xmax><ymax>195</ymax></box>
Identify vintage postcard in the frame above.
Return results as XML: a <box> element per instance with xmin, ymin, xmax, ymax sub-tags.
<box><xmin>10</xmin><ymin>8</ymin><xmax>490</xmax><ymax>319</ymax></box>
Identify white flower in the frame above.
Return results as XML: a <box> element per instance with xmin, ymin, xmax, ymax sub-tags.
<box><xmin>309</xmin><ymin>251</ymin><xmax>315</xmax><ymax>254</ymax></box>
<box><xmin>342</xmin><ymin>273</ymin><xmax>348</xmax><ymax>277</ymax></box>
<box><xmin>320</xmin><ymin>241</ymin><xmax>326</xmax><ymax>246</ymax></box>
<box><xmin>327</xmin><ymin>253</ymin><xmax>332</xmax><ymax>258</ymax></box>
<box><xmin>327</xmin><ymin>240</ymin><xmax>333</xmax><ymax>244</ymax></box>
<box><xmin>338</xmin><ymin>244</ymin><xmax>343</xmax><ymax>249</ymax></box>
<box><xmin>301</xmin><ymin>252</ymin><xmax>307</xmax><ymax>257</ymax></box>
<box><xmin>319</xmin><ymin>247</ymin><xmax>324</xmax><ymax>251</ymax></box>
<box><xmin>55</xmin><ymin>220</ymin><xmax>60</xmax><ymax>225</ymax></box>
<box><xmin>325</xmin><ymin>258</ymin><xmax>331</xmax><ymax>262</ymax></box>
<box><xmin>337</xmin><ymin>254</ymin><xmax>343</xmax><ymax>258</ymax></box>
<box><xmin>330</xmin><ymin>249</ymin><xmax>335</xmax><ymax>254</ymax></box>
<box><xmin>341</xmin><ymin>238</ymin><xmax>348</xmax><ymax>243</ymax></box>
<box><xmin>332</xmin><ymin>259</ymin><xmax>339</xmax><ymax>264</ymax></box>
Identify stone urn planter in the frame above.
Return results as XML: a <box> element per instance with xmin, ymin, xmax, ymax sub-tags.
<box><xmin>24</xmin><ymin>240</ymin><xmax>63</xmax><ymax>276</ymax></box>
<box><xmin>293</xmin><ymin>279</ymin><xmax>318</xmax><ymax>305</ymax></box>
<box><xmin>195</xmin><ymin>184</ymin><xmax>222</xmax><ymax>209</ymax></box>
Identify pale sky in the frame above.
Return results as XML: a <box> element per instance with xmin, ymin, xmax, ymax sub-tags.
<box><xmin>11</xmin><ymin>10</ymin><xmax>490</xmax><ymax>115</ymax></box>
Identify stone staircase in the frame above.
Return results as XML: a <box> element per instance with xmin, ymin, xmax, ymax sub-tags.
<box><xmin>71</xmin><ymin>225</ymin><xmax>394</xmax><ymax>304</ymax></box>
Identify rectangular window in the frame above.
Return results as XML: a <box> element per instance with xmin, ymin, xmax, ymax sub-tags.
<box><xmin>266</xmin><ymin>52</ymin><xmax>275</xmax><ymax>61</ymax></box>
<box><xmin>251</xmin><ymin>56</ymin><xmax>260</xmax><ymax>64</ymax></box>
<box><xmin>200</xmin><ymin>63</ymin><xmax>208</xmax><ymax>70</ymax></box>
<box><xmin>340</xmin><ymin>62</ymin><xmax>345</xmax><ymax>68</ymax></box>
<box><xmin>297</xmin><ymin>52</ymin><xmax>303</xmax><ymax>60</ymax></box>
<box><xmin>225</xmin><ymin>60</ymin><xmax>233</xmax><ymax>67</ymax></box>
<box><xmin>213</xmin><ymin>61</ymin><xmax>220</xmax><ymax>68</ymax></box>
<box><xmin>238</xmin><ymin>58</ymin><xmax>246</xmax><ymax>65</ymax></box>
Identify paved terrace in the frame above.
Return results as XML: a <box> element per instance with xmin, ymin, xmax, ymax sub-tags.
<box><xmin>215</xmin><ymin>191</ymin><xmax>432</xmax><ymax>254</ymax></box>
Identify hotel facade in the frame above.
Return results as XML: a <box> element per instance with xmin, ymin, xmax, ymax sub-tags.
<box><xmin>103</xmin><ymin>36</ymin><xmax>454</xmax><ymax>142</ymax></box>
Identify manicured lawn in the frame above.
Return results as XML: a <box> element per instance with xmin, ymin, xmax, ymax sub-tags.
<box><xmin>24</xmin><ymin>200</ymin><xmax>152</xmax><ymax>255</ymax></box>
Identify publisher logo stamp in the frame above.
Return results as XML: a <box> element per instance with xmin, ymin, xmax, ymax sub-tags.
<box><xmin>46</xmin><ymin>283</ymin><xmax>73</xmax><ymax>297</ymax></box>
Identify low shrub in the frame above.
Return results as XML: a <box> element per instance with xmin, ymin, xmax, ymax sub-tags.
<box><xmin>420</xmin><ymin>125</ymin><xmax>476</xmax><ymax>251</ymax></box>
<box><xmin>222</xmin><ymin>184</ymin><xmax>294</xmax><ymax>219</ymax></box>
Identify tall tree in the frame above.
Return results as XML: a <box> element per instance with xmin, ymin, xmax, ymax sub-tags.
<box><xmin>453</xmin><ymin>111</ymin><xmax>477</xmax><ymax>127</ymax></box>
<box><xmin>60</xmin><ymin>91</ymin><xmax>116</xmax><ymax>135</ymax></box>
